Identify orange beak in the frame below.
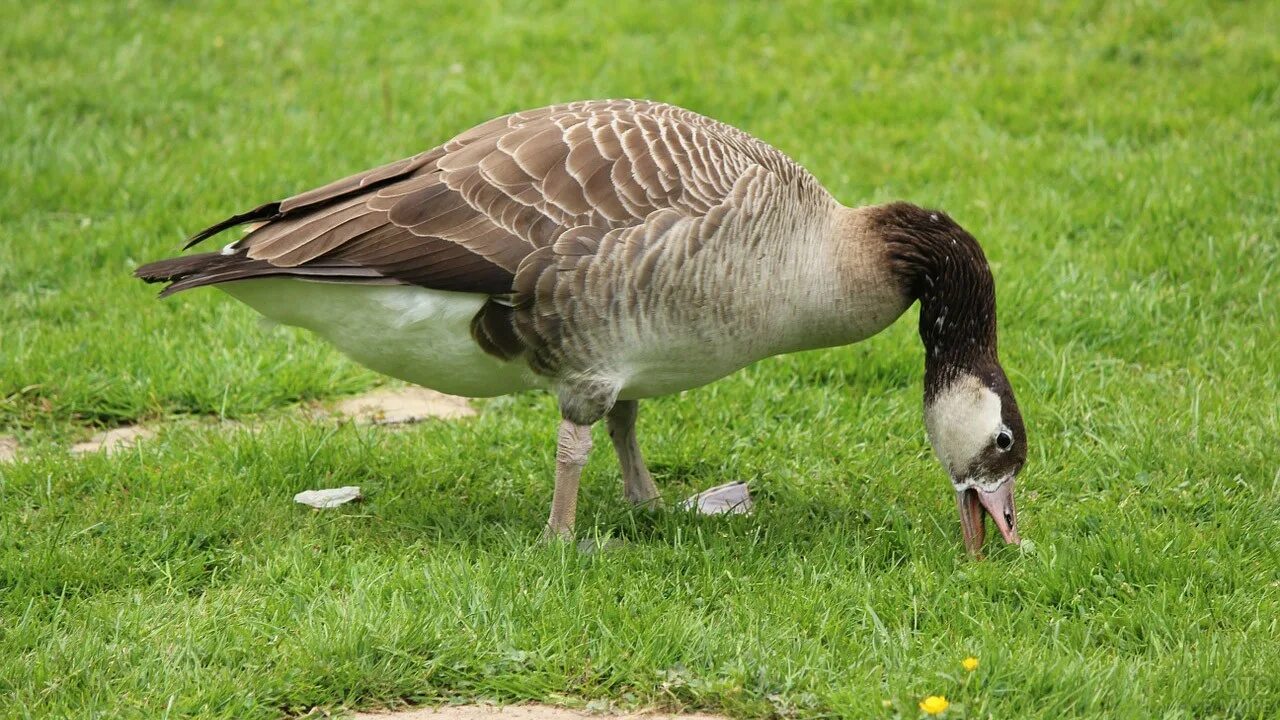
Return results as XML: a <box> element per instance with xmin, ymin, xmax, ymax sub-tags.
<box><xmin>956</xmin><ymin>478</ymin><xmax>1020</xmax><ymax>556</ymax></box>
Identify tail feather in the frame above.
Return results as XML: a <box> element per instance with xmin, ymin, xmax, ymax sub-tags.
<box><xmin>134</xmin><ymin>252</ymin><xmax>225</xmax><ymax>284</ymax></box>
<box><xmin>135</xmin><ymin>251</ymin><xmax>390</xmax><ymax>297</ymax></box>
<box><xmin>134</xmin><ymin>252</ymin><xmax>239</xmax><ymax>298</ymax></box>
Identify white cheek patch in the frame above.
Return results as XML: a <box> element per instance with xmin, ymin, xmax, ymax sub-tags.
<box><xmin>925</xmin><ymin>372</ymin><xmax>1003</xmax><ymax>479</ymax></box>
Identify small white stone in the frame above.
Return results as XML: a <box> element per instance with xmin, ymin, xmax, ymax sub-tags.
<box><xmin>294</xmin><ymin>486</ymin><xmax>362</xmax><ymax>509</ymax></box>
<box><xmin>681</xmin><ymin>481</ymin><xmax>752</xmax><ymax>515</ymax></box>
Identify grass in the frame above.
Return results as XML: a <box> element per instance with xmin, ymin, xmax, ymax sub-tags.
<box><xmin>2</xmin><ymin>0</ymin><xmax>1279</xmax><ymax>717</ymax></box>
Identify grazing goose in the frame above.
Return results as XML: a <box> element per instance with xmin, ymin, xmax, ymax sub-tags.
<box><xmin>136</xmin><ymin>99</ymin><xmax>1026</xmax><ymax>554</ymax></box>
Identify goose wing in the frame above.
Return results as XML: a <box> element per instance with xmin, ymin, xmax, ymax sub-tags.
<box><xmin>143</xmin><ymin>99</ymin><xmax>823</xmax><ymax>298</ymax></box>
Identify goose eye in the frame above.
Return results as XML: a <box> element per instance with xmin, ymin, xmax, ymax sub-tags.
<box><xmin>995</xmin><ymin>431</ymin><xmax>1014</xmax><ymax>451</ymax></box>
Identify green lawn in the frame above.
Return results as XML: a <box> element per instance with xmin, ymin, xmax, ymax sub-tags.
<box><xmin>2</xmin><ymin>1</ymin><xmax>1279</xmax><ymax>717</ymax></box>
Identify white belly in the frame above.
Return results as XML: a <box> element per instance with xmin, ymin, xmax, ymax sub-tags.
<box><xmin>220</xmin><ymin>279</ymin><xmax>545</xmax><ymax>398</ymax></box>
<box><xmin>616</xmin><ymin>348</ymin><xmax>754</xmax><ymax>400</ymax></box>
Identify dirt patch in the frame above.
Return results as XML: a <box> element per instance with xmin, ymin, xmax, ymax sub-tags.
<box><xmin>69</xmin><ymin>426</ymin><xmax>156</xmax><ymax>456</ymax></box>
<box><xmin>328</xmin><ymin>387</ymin><xmax>475</xmax><ymax>424</ymax></box>
<box><xmin>352</xmin><ymin>705</ymin><xmax>726</xmax><ymax>720</ymax></box>
<box><xmin>2</xmin><ymin>387</ymin><xmax>472</xmax><ymax>464</ymax></box>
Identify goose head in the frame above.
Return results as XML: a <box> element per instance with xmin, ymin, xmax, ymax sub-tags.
<box><xmin>925</xmin><ymin>365</ymin><xmax>1026</xmax><ymax>554</ymax></box>
<box><xmin>866</xmin><ymin>202</ymin><xmax>1027</xmax><ymax>556</ymax></box>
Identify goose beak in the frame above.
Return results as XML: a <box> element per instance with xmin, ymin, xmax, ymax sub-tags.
<box><xmin>956</xmin><ymin>478</ymin><xmax>1020</xmax><ymax>556</ymax></box>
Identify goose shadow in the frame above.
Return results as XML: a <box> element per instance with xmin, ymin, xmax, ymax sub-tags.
<box><xmin>351</xmin><ymin>457</ymin><xmax>925</xmax><ymax>560</ymax></box>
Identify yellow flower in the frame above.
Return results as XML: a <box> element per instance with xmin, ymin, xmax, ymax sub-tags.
<box><xmin>962</xmin><ymin>656</ymin><xmax>979</xmax><ymax>672</ymax></box>
<box><xmin>919</xmin><ymin>695</ymin><xmax>950</xmax><ymax>715</ymax></box>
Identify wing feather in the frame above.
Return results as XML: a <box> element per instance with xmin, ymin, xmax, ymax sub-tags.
<box><xmin>152</xmin><ymin>99</ymin><xmax>826</xmax><ymax>307</ymax></box>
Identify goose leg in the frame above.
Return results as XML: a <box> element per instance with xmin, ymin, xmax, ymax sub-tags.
<box><xmin>544</xmin><ymin>383</ymin><xmax>617</xmax><ymax>540</ymax></box>
<box><xmin>545</xmin><ymin>418</ymin><xmax>593</xmax><ymax>540</ymax></box>
<box><xmin>606</xmin><ymin>400</ymin><xmax>660</xmax><ymax>508</ymax></box>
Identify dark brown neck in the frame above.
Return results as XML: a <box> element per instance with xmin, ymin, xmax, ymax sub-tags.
<box><xmin>867</xmin><ymin>202</ymin><xmax>1000</xmax><ymax>399</ymax></box>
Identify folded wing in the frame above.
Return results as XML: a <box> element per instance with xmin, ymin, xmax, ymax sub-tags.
<box><xmin>139</xmin><ymin>100</ymin><xmax>821</xmax><ymax>302</ymax></box>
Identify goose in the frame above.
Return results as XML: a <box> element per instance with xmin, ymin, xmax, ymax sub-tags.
<box><xmin>136</xmin><ymin>99</ymin><xmax>1026</xmax><ymax>555</ymax></box>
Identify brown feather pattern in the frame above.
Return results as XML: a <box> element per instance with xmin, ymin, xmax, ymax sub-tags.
<box><xmin>136</xmin><ymin>99</ymin><xmax>834</xmax><ymax>376</ymax></box>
